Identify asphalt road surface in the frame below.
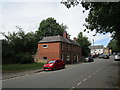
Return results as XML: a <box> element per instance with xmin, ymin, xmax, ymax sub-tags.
<box><xmin>2</xmin><ymin>56</ymin><xmax>119</xmax><ymax>89</ymax></box>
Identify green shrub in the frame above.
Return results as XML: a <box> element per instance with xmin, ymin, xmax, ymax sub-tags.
<box><xmin>16</xmin><ymin>53</ymin><xmax>34</xmax><ymax>64</ymax></box>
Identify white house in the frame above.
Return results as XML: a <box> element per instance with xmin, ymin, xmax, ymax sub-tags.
<box><xmin>89</xmin><ymin>45</ymin><xmax>104</xmax><ymax>56</ymax></box>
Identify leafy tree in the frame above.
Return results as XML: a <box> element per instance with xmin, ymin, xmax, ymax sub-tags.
<box><xmin>36</xmin><ymin>17</ymin><xmax>67</xmax><ymax>40</ymax></box>
<box><xmin>76</xmin><ymin>32</ymin><xmax>91</xmax><ymax>56</ymax></box>
<box><xmin>61</xmin><ymin>1</ymin><xmax>120</xmax><ymax>49</ymax></box>
<box><xmin>2</xmin><ymin>17</ymin><xmax>68</xmax><ymax>64</ymax></box>
<box><xmin>107</xmin><ymin>39</ymin><xmax>119</xmax><ymax>53</ymax></box>
<box><xmin>2</xmin><ymin>28</ymin><xmax>37</xmax><ymax>64</ymax></box>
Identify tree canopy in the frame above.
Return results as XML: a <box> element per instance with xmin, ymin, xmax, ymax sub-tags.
<box><xmin>76</xmin><ymin>32</ymin><xmax>91</xmax><ymax>56</ymax></box>
<box><xmin>107</xmin><ymin>39</ymin><xmax>119</xmax><ymax>53</ymax></box>
<box><xmin>2</xmin><ymin>28</ymin><xmax>37</xmax><ymax>64</ymax></box>
<box><xmin>2</xmin><ymin>17</ymin><xmax>68</xmax><ymax>64</ymax></box>
<box><xmin>61</xmin><ymin>1</ymin><xmax>120</xmax><ymax>49</ymax></box>
<box><xmin>36</xmin><ymin>17</ymin><xmax>67</xmax><ymax>40</ymax></box>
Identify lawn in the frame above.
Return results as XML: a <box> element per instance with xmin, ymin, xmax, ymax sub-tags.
<box><xmin>2</xmin><ymin>63</ymin><xmax>45</xmax><ymax>72</ymax></box>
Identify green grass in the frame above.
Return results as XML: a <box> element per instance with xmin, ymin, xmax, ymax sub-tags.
<box><xmin>2</xmin><ymin>63</ymin><xmax>45</xmax><ymax>72</ymax></box>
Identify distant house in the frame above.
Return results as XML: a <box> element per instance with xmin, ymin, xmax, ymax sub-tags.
<box><xmin>89</xmin><ymin>45</ymin><xmax>104</xmax><ymax>56</ymax></box>
<box><xmin>104</xmin><ymin>48</ymin><xmax>112</xmax><ymax>55</ymax></box>
<box><xmin>36</xmin><ymin>32</ymin><xmax>82</xmax><ymax>64</ymax></box>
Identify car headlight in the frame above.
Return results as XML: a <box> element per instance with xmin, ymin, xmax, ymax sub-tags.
<box><xmin>49</xmin><ymin>64</ymin><xmax>53</xmax><ymax>66</ymax></box>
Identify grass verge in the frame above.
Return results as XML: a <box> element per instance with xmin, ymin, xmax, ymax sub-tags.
<box><xmin>2</xmin><ymin>63</ymin><xmax>45</xmax><ymax>72</ymax></box>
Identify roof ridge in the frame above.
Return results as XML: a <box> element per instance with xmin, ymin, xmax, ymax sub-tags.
<box><xmin>38</xmin><ymin>35</ymin><xmax>80</xmax><ymax>46</ymax></box>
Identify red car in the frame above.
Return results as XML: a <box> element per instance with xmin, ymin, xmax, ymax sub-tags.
<box><xmin>43</xmin><ymin>59</ymin><xmax>65</xmax><ymax>71</ymax></box>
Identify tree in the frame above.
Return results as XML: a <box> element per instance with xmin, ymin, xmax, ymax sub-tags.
<box><xmin>36</xmin><ymin>17</ymin><xmax>67</xmax><ymax>40</ymax></box>
<box><xmin>2</xmin><ymin>28</ymin><xmax>37</xmax><ymax>64</ymax></box>
<box><xmin>61</xmin><ymin>1</ymin><xmax>120</xmax><ymax>49</ymax></box>
<box><xmin>107</xmin><ymin>39</ymin><xmax>119</xmax><ymax>53</ymax></box>
<box><xmin>76</xmin><ymin>32</ymin><xmax>91</xmax><ymax>56</ymax></box>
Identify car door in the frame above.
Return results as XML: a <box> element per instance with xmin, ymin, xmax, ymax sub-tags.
<box><xmin>59</xmin><ymin>60</ymin><xmax>63</xmax><ymax>68</ymax></box>
<box><xmin>55</xmin><ymin>60</ymin><xmax>60</xmax><ymax>69</ymax></box>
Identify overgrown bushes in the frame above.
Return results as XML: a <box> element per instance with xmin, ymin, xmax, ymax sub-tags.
<box><xmin>16</xmin><ymin>53</ymin><xmax>34</xmax><ymax>64</ymax></box>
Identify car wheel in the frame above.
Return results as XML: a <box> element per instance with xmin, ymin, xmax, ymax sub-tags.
<box><xmin>62</xmin><ymin>65</ymin><xmax>65</xmax><ymax>69</ymax></box>
<box><xmin>52</xmin><ymin>67</ymin><xmax>56</xmax><ymax>71</ymax></box>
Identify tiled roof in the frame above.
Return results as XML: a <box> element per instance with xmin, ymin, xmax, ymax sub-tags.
<box><xmin>38</xmin><ymin>35</ymin><xmax>80</xmax><ymax>46</ymax></box>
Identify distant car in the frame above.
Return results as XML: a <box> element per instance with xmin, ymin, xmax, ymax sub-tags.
<box><xmin>103</xmin><ymin>54</ymin><xmax>110</xmax><ymax>59</ymax></box>
<box><xmin>114</xmin><ymin>55</ymin><xmax>120</xmax><ymax>61</ymax></box>
<box><xmin>84</xmin><ymin>57</ymin><xmax>94</xmax><ymax>62</ymax></box>
<box><xmin>43</xmin><ymin>59</ymin><xmax>65</xmax><ymax>71</ymax></box>
<box><xmin>99</xmin><ymin>54</ymin><xmax>104</xmax><ymax>58</ymax></box>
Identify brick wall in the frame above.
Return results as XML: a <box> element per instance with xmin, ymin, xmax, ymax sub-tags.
<box><xmin>38</xmin><ymin>42</ymin><xmax>61</xmax><ymax>62</ymax></box>
<box><xmin>38</xmin><ymin>42</ymin><xmax>82</xmax><ymax>64</ymax></box>
<box><xmin>60</xmin><ymin>42</ymin><xmax>82</xmax><ymax>64</ymax></box>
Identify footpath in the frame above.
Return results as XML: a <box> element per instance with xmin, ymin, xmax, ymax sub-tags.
<box><xmin>2</xmin><ymin>69</ymin><xmax>42</xmax><ymax>80</ymax></box>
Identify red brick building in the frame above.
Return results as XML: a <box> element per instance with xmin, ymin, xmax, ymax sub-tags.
<box><xmin>37</xmin><ymin>32</ymin><xmax>82</xmax><ymax>64</ymax></box>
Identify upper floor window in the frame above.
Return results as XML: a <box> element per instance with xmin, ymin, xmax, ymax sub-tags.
<box><xmin>61</xmin><ymin>44</ymin><xmax>63</xmax><ymax>50</ymax></box>
<box><xmin>43</xmin><ymin>45</ymin><xmax>48</xmax><ymax>48</ymax></box>
<box><xmin>67</xmin><ymin>46</ymin><xmax>70</xmax><ymax>51</ymax></box>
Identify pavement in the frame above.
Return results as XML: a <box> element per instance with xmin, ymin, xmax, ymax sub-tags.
<box><xmin>2</xmin><ymin>69</ymin><xmax>43</xmax><ymax>80</ymax></box>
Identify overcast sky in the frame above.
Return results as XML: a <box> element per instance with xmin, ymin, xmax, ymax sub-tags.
<box><xmin>0</xmin><ymin>0</ymin><xmax>112</xmax><ymax>47</ymax></box>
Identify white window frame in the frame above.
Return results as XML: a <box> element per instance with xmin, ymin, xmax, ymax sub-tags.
<box><xmin>77</xmin><ymin>55</ymin><xmax>79</xmax><ymax>62</ymax></box>
<box><xmin>67</xmin><ymin>46</ymin><xmax>70</xmax><ymax>51</ymax></box>
<box><xmin>43</xmin><ymin>44</ymin><xmax>48</xmax><ymax>48</ymax></box>
<box><xmin>67</xmin><ymin>55</ymin><xmax>70</xmax><ymax>61</ymax></box>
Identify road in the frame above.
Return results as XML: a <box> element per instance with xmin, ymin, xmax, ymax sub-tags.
<box><xmin>2</xmin><ymin>56</ymin><xmax>119</xmax><ymax>89</ymax></box>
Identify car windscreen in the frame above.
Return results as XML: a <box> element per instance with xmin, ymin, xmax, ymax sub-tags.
<box><xmin>48</xmin><ymin>60</ymin><xmax>56</xmax><ymax>64</ymax></box>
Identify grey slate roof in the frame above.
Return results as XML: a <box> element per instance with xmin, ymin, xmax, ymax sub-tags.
<box><xmin>38</xmin><ymin>35</ymin><xmax>80</xmax><ymax>46</ymax></box>
<box><xmin>89</xmin><ymin>45</ymin><xmax>104</xmax><ymax>49</ymax></box>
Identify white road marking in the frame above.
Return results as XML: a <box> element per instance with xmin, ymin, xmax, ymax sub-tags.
<box><xmin>70</xmin><ymin>87</ymin><xmax>75</xmax><ymax>90</ymax></box>
<box><xmin>93</xmin><ymin>73</ymin><xmax>96</xmax><ymax>75</ymax></box>
<box><xmin>88</xmin><ymin>75</ymin><xmax>92</xmax><ymax>78</ymax></box>
<box><xmin>97</xmin><ymin>70</ymin><xmax>99</xmax><ymax>72</ymax></box>
<box><xmin>83</xmin><ymin>78</ymin><xmax>87</xmax><ymax>81</ymax></box>
<box><xmin>72</xmin><ymin>87</ymin><xmax>75</xmax><ymax>89</ymax></box>
<box><xmin>77</xmin><ymin>82</ymin><xmax>82</xmax><ymax>85</ymax></box>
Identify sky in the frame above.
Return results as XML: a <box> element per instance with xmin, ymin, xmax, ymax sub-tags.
<box><xmin>0</xmin><ymin>0</ymin><xmax>112</xmax><ymax>47</ymax></box>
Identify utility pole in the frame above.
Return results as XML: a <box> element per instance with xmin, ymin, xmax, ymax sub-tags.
<box><xmin>93</xmin><ymin>39</ymin><xmax>94</xmax><ymax>46</ymax></box>
<box><xmin>93</xmin><ymin>39</ymin><xmax>95</xmax><ymax>56</ymax></box>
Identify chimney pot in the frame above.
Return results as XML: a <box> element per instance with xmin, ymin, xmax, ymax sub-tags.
<box><xmin>63</xmin><ymin>31</ymin><xmax>67</xmax><ymax>38</ymax></box>
<box><xmin>74</xmin><ymin>37</ymin><xmax>77</xmax><ymax>41</ymax></box>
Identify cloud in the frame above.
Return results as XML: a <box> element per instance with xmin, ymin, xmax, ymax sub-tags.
<box><xmin>0</xmin><ymin>2</ymin><xmax>111</xmax><ymax>46</ymax></box>
<box><xmin>1</xmin><ymin>0</ymin><xmax>61</xmax><ymax>2</ymax></box>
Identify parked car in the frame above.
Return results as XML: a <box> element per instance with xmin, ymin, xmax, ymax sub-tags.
<box><xmin>114</xmin><ymin>55</ymin><xmax>120</xmax><ymax>61</ymax></box>
<box><xmin>43</xmin><ymin>59</ymin><xmax>65</xmax><ymax>71</ymax></box>
<box><xmin>84</xmin><ymin>57</ymin><xmax>94</xmax><ymax>62</ymax></box>
<box><xmin>103</xmin><ymin>54</ymin><xmax>110</xmax><ymax>59</ymax></box>
<box><xmin>99</xmin><ymin>54</ymin><xmax>104</xmax><ymax>58</ymax></box>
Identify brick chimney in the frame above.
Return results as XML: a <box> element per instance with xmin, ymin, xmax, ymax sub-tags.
<box><xmin>73</xmin><ymin>37</ymin><xmax>77</xmax><ymax>41</ymax></box>
<box><xmin>63</xmin><ymin>31</ymin><xmax>67</xmax><ymax>38</ymax></box>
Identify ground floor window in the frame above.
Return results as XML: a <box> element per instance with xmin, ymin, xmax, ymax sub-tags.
<box><xmin>73</xmin><ymin>55</ymin><xmax>77</xmax><ymax>63</ymax></box>
<box><xmin>43</xmin><ymin>57</ymin><xmax>47</xmax><ymax>60</ymax></box>
<box><xmin>77</xmin><ymin>55</ymin><xmax>79</xmax><ymax>62</ymax></box>
<box><xmin>67</xmin><ymin>55</ymin><xmax>70</xmax><ymax>61</ymax></box>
